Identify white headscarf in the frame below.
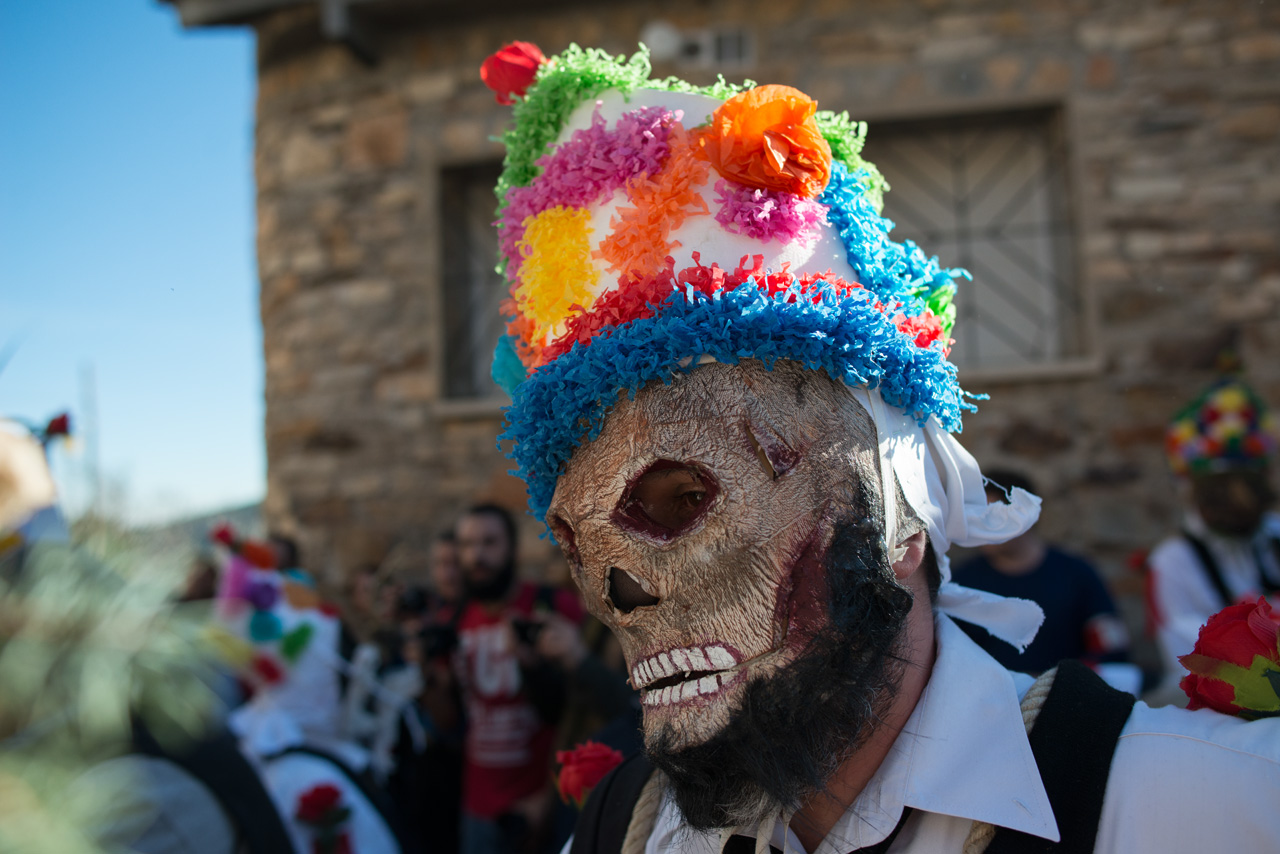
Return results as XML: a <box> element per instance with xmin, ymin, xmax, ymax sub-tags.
<box><xmin>852</xmin><ymin>388</ymin><xmax>1045</xmax><ymax>652</ymax></box>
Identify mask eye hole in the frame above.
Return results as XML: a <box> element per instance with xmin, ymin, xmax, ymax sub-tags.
<box><xmin>614</xmin><ymin>460</ymin><xmax>718</xmax><ymax>540</ymax></box>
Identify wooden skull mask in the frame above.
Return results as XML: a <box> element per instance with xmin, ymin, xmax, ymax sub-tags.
<box><xmin>547</xmin><ymin>360</ymin><xmax>882</xmax><ymax>749</ymax></box>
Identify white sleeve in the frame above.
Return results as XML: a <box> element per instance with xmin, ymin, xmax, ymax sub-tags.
<box><xmin>1097</xmin><ymin>705</ymin><xmax>1280</xmax><ymax>853</ymax></box>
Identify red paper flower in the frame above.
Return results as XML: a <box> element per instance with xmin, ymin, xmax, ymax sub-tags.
<box><xmin>894</xmin><ymin>310</ymin><xmax>952</xmax><ymax>355</ymax></box>
<box><xmin>295</xmin><ymin>784</ymin><xmax>343</xmax><ymax>824</ymax></box>
<box><xmin>251</xmin><ymin>653</ymin><xmax>285</xmax><ymax>686</ymax></box>
<box><xmin>210</xmin><ymin>523</ymin><xmax>236</xmax><ymax>547</ymax></box>
<box><xmin>481</xmin><ymin>41</ymin><xmax>547</xmax><ymax>106</ymax></box>
<box><xmin>1180</xmin><ymin>596</ymin><xmax>1280</xmax><ymax>717</ymax></box>
<box><xmin>555</xmin><ymin>740</ymin><xmax>624</xmax><ymax>807</ymax></box>
<box><xmin>44</xmin><ymin>413</ymin><xmax>71</xmax><ymax>438</ymax></box>
<box><xmin>697</xmin><ymin>85</ymin><xmax>832</xmax><ymax>199</ymax></box>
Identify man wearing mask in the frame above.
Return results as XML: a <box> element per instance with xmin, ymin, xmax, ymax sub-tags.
<box><xmin>478</xmin><ymin>42</ymin><xmax>1280</xmax><ymax>854</ymax></box>
<box><xmin>1149</xmin><ymin>375</ymin><xmax>1280</xmax><ymax>699</ymax></box>
<box><xmin>452</xmin><ymin>503</ymin><xmax>584</xmax><ymax>854</ymax></box>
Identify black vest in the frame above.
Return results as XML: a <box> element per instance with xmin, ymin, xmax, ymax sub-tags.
<box><xmin>570</xmin><ymin>660</ymin><xmax>1135</xmax><ymax>854</ymax></box>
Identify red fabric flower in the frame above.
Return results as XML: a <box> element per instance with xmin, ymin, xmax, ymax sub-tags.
<box><xmin>480</xmin><ymin>41</ymin><xmax>546</xmax><ymax>105</ymax></box>
<box><xmin>697</xmin><ymin>85</ymin><xmax>832</xmax><ymax>199</ymax></box>
<box><xmin>44</xmin><ymin>413</ymin><xmax>70</xmax><ymax>437</ymax></box>
<box><xmin>1180</xmin><ymin>596</ymin><xmax>1280</xmax><ymax>716</ymax></box>
<box><xmin>295</xmin><ymin>783</ymin><xmax>352</xmax><ymax>854</ymax></box>
<box><xmin>295</xmin><ymin>783</ymin><xmax>343</xmax><ymax>824</ymax></box>
<box><xmin>556</xmin><ymin>740</ymin><xmax>624</xmax><ymax>807</ymax></box>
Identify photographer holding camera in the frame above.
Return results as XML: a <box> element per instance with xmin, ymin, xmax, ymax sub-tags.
<box><xmin>451</xmin><ymin>503</ymin><xmax>588</xmax><ymax>854</ymax></box>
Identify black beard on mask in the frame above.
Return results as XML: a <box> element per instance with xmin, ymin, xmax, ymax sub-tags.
<box><xmin>463</xmin><ymin>558</ymin><xmax>517</xmax><ymax>602</ymax></box>
<box><xmin>646</xmin><ymin>515</ymin><xmax>914</xmax><ymax>833</ymax></box>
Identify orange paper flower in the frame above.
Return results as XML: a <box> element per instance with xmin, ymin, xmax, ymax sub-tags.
<box><xmin>698</xmin><ymin>85</ymin><xmax>832</xmax><ymax>199</ymax></box>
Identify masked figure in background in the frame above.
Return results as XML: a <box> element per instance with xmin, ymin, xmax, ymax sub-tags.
<box><xmin>482</xmin><ymin>43</ymin><xmax>1280</xmax><ymax>853</ymax></box>
<box><xmin>214</xmin><ymin>537</ymin><xmax>409</xmax><ymax>854</ymax></box>
<box><xmin>1148</xmin><ymin>375</ymin><xmax>1280</xmax><ymax>701</ymax></box>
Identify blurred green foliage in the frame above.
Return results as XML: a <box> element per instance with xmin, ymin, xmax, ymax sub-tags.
<box><xmin>0</xmin><ymin>539</ymin><xmax>231</xmax><ymax>854</ymax></box>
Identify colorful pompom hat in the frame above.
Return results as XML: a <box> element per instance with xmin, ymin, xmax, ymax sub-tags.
<box><xmin>486</xmin><ymin>44</ymin><xmax>967</xmax><ymax>517</ymax></box>
<box><xmin>485</xmin><ymin>42</ymin><xmax>1053</xmax><ymax>652</ymax></box>
<box><xmin>1165</xmin><ymin>377</ymin><xmax>1279</xmax><ymax>476</ymax></box>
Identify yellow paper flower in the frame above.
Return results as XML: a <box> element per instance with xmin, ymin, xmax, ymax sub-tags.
<box><xmin>1214</xmin><ymin>385</ymin><xmax>1248</xmax><ymax>412</ymax></box>
<box><xmin>514</xmin><ymin>206</ymin><xmax>597</xmax><ymax>343</ymax></box>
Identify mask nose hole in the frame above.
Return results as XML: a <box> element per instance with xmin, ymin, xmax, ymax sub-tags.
<box><xmin>608</xmin><ymin>566</ymin><xmax>660</xmax><ymax>614</ymax></box>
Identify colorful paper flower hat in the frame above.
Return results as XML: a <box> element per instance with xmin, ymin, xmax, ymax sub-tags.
<box><xmin>486</xmin><ymin>43</ymin><xmax>969</xmax><ymax>520</ymax></box>
<box><xmin>214</xmin><ymin>541</ymin><xmax>348</xmax><ymax>755</ymax></box>
<box><xmin>1165</xmin><ymin>377</ymin><xmax>1278</xmax><ymax>476</ymax></box>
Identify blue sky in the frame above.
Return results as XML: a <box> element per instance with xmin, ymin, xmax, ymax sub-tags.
<box><xmin>1</xmin><ymin>1</ymin><xmax>261</xmax><ymax>523</ymax></box>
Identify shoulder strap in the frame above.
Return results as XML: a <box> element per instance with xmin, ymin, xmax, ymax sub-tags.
<box><xmin>132</xmin><ymin>723</ymin><xmax>295</xmax><ymax>854</ymax></box>
<box><xmin>983</xmin><ymin>660</ymin><xmax>1135</xmax><ymax>854</ymax></box>
<box><xmin>1181</xmin><ymin>529</ymin><xmax>1234</xmax><ymax>608</ymax></box>
<box><xmin>571</xmin><ymin>752</ymin><xmax>656</xmax><ymax>854</ymax></box>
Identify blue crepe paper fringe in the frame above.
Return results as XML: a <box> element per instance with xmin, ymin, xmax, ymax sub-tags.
<box><xmin>499</xmin><ymin>279</ymin><xmax>971</xmax><ymax>522</ymax></box>
<box><xmin>819</xmin><ymin>162</ymin><xmax>970</xmax><ymax>314</ymax></box>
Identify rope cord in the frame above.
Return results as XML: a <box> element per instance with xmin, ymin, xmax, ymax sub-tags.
<box><xmin>961</xmin><ymin>667</ymin><xmax>1057</xmax><ymax>854</ymax></box>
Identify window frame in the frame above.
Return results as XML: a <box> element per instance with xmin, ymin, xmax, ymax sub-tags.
<box><xmin>858</xmin><ymin>94</ymin><xmax>1101</xmax><ymax>386</ymax></box>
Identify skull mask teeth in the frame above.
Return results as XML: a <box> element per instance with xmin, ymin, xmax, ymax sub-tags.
<box><xmin>548</xmin><ymin>360</ymin><xmax>882</xmax><ymax>749</ymax></box>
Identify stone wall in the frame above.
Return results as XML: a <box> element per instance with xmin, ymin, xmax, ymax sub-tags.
<box><xmin>250</xmin><ymin>0</ymin><xmax>1280</xmax><ymax>652</ymax></box>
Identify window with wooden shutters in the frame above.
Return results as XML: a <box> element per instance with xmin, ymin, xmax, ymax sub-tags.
<box><xmin>862</xmin><ymin>107</ymin><xmax>1085</xmax><ymax>374</ymax></box>
<box><xmin>440</xmin><ymin>161</ymin><xmax>506</xmax><ymax>400</ymax></box>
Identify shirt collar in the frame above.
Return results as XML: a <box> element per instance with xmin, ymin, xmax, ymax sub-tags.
<box><xmin>647</xmin><ymin>615</ymin><xmax>1060</xmax><ymax>854</ymax></box>
<box><xmin>821</xmin><ymin>614</ymin><xmax>1059</xmax><ymax>850</ymax></box>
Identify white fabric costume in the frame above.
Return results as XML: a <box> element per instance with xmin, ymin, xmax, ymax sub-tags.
<box><xmin>1148</xmin><ymin>510</ymin><xmax>1280</xmax><ymax>694</ymax></box>
<box><xmin>642</xmin><ymin>616</ymin><xmax>1280</xmax><ymax>854</ymax></box>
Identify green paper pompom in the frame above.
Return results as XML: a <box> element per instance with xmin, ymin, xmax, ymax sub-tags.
<box><xmin>814</xmin><ymin>110</ymin><xmax>887</xmax><ymax>213</ymax></box>
<box><xmin>280</xmin><ymin>622</ymin><xmax>314</xmax><ymax>663</ymax></box>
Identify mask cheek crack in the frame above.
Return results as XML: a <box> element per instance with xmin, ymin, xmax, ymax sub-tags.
<box><xmin>745</xmin><ymin>419</ymin><xmax>801</xmax><ymax>480</ymax></box>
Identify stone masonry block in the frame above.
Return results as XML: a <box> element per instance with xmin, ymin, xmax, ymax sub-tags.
<box><xmin>1221</xmin><ymin>105</ymin><xmax>1280</xmax><ymax>141</ymax></box>
<box><xmin>344</xmin><ymin>108</ymin><xmax>410</xmax><ymax>171</ymax></box>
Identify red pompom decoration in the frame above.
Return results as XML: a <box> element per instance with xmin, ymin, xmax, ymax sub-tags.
<box><xmin>480</xmin><ymin>41</ymin><xmax>546</xmax><ymax>106</ymax></box>
<box><xmin>210</xmin><ymin>522</ymin><xmax>236</xmax><ymax>547</ymax></box>
<box><xmin>44</xmin><ymin>413</ymin><xmax>71</xmax><ymax>438</ymax></box>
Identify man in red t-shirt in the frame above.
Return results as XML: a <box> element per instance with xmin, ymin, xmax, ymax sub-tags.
<box><xmin>453</xmin><ymin>503</ymin><xmax>584</xmax><ymax>854</ymax></box>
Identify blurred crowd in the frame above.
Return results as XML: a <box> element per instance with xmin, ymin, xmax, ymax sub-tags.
<box><xmin>175</xmin><ymin>502</ymin><xmax>639</xmax><ymax>854</ymax></box>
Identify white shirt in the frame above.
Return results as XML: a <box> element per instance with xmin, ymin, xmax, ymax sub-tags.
<box><xmin>642</xmin><ymin>615</ymin><xmax>1280</xmax><ymax>853</ymax></box>
<box><xmin>1148</xmin><ymin>511</ymin><xmax>1280</xmax><ymax>690</ymax></box>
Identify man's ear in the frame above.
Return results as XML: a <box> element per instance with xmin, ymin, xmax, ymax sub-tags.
<box><xmin>890</xmin><ymin>530</ymin><xmax>929</xmax><ymax>583</ymax></box>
